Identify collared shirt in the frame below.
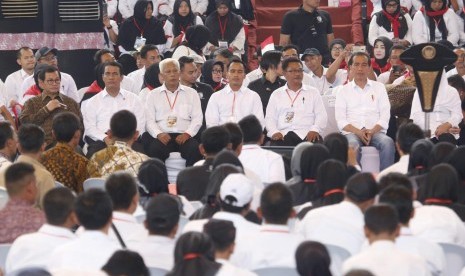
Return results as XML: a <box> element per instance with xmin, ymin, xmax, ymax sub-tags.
<box><xmin>309</xmin><ymin>66</ymin><xmax>335</xmax><ymax>95</ymax></box>
<box><xmin>265</xmin><ymin>83</ymin><xmax>327</xmax><ymax>139</ymax></box>
<box><xmin>111</xmin><ymin>211</ymin><xmax>148</xmax><ymax>242</ymax></box>
<box><xmin>82</xmin><ymin>88</ymin><xmax>146</xmax><ymax>141</ymax></box>
<box><xmin>239</xmin><ymin>144</ymin><xmax>286</xmax><ymax>185</ymax></box>
<box><xmin>298</xmin><ymin>201</ymin><xmax>365</xmax><ymax>255</ymax></box>
<box><xmin>87</xmin><ymin>141</ymin><xmax>149</xmax><ymax>178</ymax></box>
<box><xmin>245</xmin><ymin>67</ymin><xmax>264</xmax><ymax>84</ymax></box>
<box><xmin>376</xmin><ymin>154</ymin><xmax>410</xmax><ymax>181</ymax></box>
<box><xmin>20</xmin><ymin>72</ymin><xmax>79</xmax><ymax>103</ymax></box>
<box><xmin>127</xmin><ymin>67</ymin><xmax>146</xmax><ymax>94</ymax></box>
<box><xmin>0</xmin><ymin>199</ymin><xmax>45</xmax><ymax>243</ymax></box>
<box><xmin>19</xmin><ymin>92</ymin><xmax>82</xmax><ymax>147</ymax></box>
<box><xmin>205</xmin><ymin>84</ymin><xmax>264</xmax><ymax>128</ymax></box>
<box><xmin>6</xmin><ymin>224</ymin><xmax>75</xmax><ymax>273</ymax></box>
<box><xmin>127</xmin><ymin>235</ymin><xmax>175</xmax><ymax>270</ymax></box>
<box><xmin>40</xmin><ymin>142</ymin><xmax>89</xmax><ymax>193</ymax></box>
<box><xmin>4</xmin><ymin>69</ymin><xmax>31</xmax><ymax>105</ymax></box>
<box><xmin>216</xmin><ymin>258</ymin><xmax>258</xmax><ymax>276</ymax></box>
<box><xmin>49</xmin><ymin>230</ymin><xmax>120</xmax><ymax>272</ymax></box>
<box><xmin>16</xmin><ymin>155</ymin><xmax>56</xmax><ymax>209</ymax></box>
<box><xmin>248</xmin><ymin>75</ymin><xmax>287</xmax><ymax>114</ymax></box>
<box><xmin>146</xmin><ymin>84</ymin><xmax>203</xmax><ymax>137</ymax></box>
<box><xmin>335</xmin><ymin>79</ymin><xmax>391</xmax><ymax>134</ymax></box>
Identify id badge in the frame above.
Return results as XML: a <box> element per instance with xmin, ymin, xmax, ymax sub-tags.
<box><xmin>218</xmin><ymin>40</ymin><xmax>228</xmax><ymax>48</ymax></box>
<box><xmin>285</xmin><ymin>111</ymin><xmax>295</xmax><ymax>123</ymax></box>
<box><xmin>167</xmin><ymin>115</ymin><xmax>178</xmax><ymax>128</ymax></box>
<box><xmin>134</xmin><ymin>36</ymin><xmax>146</xmax><ymax>51</ymax></box>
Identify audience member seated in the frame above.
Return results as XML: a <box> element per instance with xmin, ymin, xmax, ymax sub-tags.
<box><xmin>371</xmin><ymin>37</ymin><xmax>393</xmax><ymax>76</ymax></box>
<box><xmin>342</xmin><ymin>205</ymin><xmax>430</xmax><ymax>276</ymax></box>
<box><xmin>40</xmin><ymin>112</ymin><xmax>89</xmax><ymax>193</ymax></box>
<box><xmin>323</xmin><ymin>133</ymin><xmax>360</xmax><ymax>176</ymax></box>
<box><xmin>446</xmin><ymin>48</ymin><xmax>465</xmax><ymax>78</ymax></box>
<box><xmin>295</xmin><ymin>241</ymin><xmax>333</xmax><ymax>276</ymax></box>
<box><xmin>298</xmin><ymin>173</ymin><xmax>378</xmax><ymax>255</ymax></box>
<box><xmin>139</xmin><ymin>62</ymin><xmax>163</xmax><ymax>103</ymax></box>
<box><xmin>127</xmin><ymin>44</ymin><xmax>161</xmax><ymax>94</ymax></box>
<box><xmin>82</xmin><ymin>64</ymin><xmax>106</xmax><ymax>104</ymax></box>
<box><xmin>93</xmin><ymin>49</ymin><xmax>135</xmax><ymax>93</ymax></box>
<box><xmin>0</xmin><ymin>122</ymin><xmax>18</xmax><ymax>182</ymax></box>
<box><xmin>5</xmin><ymin>188</ymin><xmax>77</xmax><ymax>273</ymax></box>
<box><xmin>447</xmin><ymin>147</ymin><xmax>465</xmax><ymax>204</ymax></box>
<box><xmin>406</xmin><ymin>139</ymin><xmax>433</xmax><ymax>195</ymax></box>
<box><xmin>286</xmin><ymin>142</ymin><xmax>312</xmax><ymax>187</ymax></box>
<box><xmin>200</xmin><ymin>60</ymin><xmax>226</xmax><ymax>92</ymax></box>
<box><xmin>49</xmin><ymin>189</ymin><xmax>120</xmax><ymax>272</ymax></box>
<box><xmin>102</xmin><ymin>250</ymin><xmax>150</xmax><ymax>276</ymax></box>
<box><xmin>88</xmin><ymin>110</ymin><xmax>149</xmax><ymax>178</ymax></box>
<box><xmin>171</xmin><ymin>25</ymin><xmax>210</xmax><ymax>61</ymax></box>
<box><xmin>377</xmin><ymin>45</ymin><xmax>406</xmax><ymax>84</ymax></box>
<box><xmin>0</xmin><ymin>163</ymin><xmax>45</xmax><ymax>243</ymax></box>
<box><xmin>19</xmin><ymin>65</ymin><xmax>82</xmax><ymax>149</ymax></box>
<box><xmin>137</xmin><ymin>158</ymin><xmax>170</xmax><ymax>207</ymax></box>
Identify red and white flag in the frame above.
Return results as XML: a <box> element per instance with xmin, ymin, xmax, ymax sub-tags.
<box><xmin>260</xmin><ymin>36</ymin><xmax>275</xmax><ymax>54</ymax></box>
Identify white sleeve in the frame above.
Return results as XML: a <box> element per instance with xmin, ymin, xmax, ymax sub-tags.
<box><xmin>312</xmin><ymin>92</ymin><xmax>328</xmax><ymax>133</ymax></box>
<box><xmin>403</xmin><ymin>13</ymin><xmax>414</xmax><ymax>44</ymax></box>
<box><xmin>230</xmin><ymin>27</ymin><xmax>246</xmax><ymax>53</ymax></box>
<box><xmin>446</xmin><ymin>9</ymin><xmax>460</xmax><ymax>45</ymax></box>
<box><xmin>133</xmin><ymin>96</ymin><xmax>146</xmax><ymax>136</ymax></box>
<box><xmin>252</xmin><ymin>92</ymin><xmax>265</xmax><ymax>129</ymax></box>
<box><xmin>409</xmin><ymin>90</ymin><xmax>423</xmax><ymax>127</ymax></box>
<box><xmin>334</xmin><ymin>89</ymin><xmax>349</xmax><ymax>131</ymax></box>
<box><xmin>412</xmin><ymin>11</ymin><xmax>428</xmax><ymax>44</ymax></box>
<box><xmin>163</xmin><ymin>20</ymin><xmax>175</xmax><ymax>50</ymax></box>
<box><xmin>376</xmin><ymin>85</ymin><xmax>391</xmax><ymax>130</ymax></box>
<box><xmin>107</xmin><ymin>0</ymin><xmax>118</xmax><ymax>17</ymax></box>
<box><xmin>82</xmin><ymin>98</ymin><xmax>107</xmax><ymax>141</ymax></box>
<box><xmin>185</xmin><ymin>91</ymin><xmax>203</xmax><ymax>136</ymax></box>
<box><xmin>145</xmin><ymin>92</ymin><xmax>163</xmax><ymax>137</ymax></box>
<box><xmin>444</xmin><ymin>87</ymin><xmax>463</xmax><ymax>127</ymax></box>
<box><xmin>268</xmin><ymin>155</ymin><xmax>286</xmax><ymax>183</ymax></box>
<box><xmin>118</xmin><ymin>0</ymin><xmax>133</xmax><ymax>19</ymax></box>
<box><xmin>192</xmin><ymin>0</ymin><xmax>208</xmax><ymax>15</ymax></box>
<box><xmin>64</xmin><ymin>75</ymin><xmax>79</xmax><ymax>102</ymax></box>
<box><xmin>265</xmin><ymin>93</ymin><xmax>279</xmax><ymax>137</ymax></box>
<box><xmin>205</xmin><ymin>94</ymin><xmax>220</xmax><ymax>127</ymax></box>
<box><xmin>3</xmin><ymin>74</ymin><xmax>17</xmax><ymax>104</ymax></box>
<box><xmin>368</xmin><ymin>14</ymin><xmax>381</xmax><ymax>47</ymax></box>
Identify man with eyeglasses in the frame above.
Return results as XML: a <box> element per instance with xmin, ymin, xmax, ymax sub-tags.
<box><xmin>265</xmin><ymin>57</ymin><xmax>327</xmax><ymax>146</ymax></box>
<box><xmin>20</xmin><ymin>47</ymin><xmax>79</xmax><ymax>103</ymax></box>
<box><xmin>335</xmin><ymin>52</ymin><xmax>395</xmax><ymax>170</ymax></box>
<box><xmin>19</xmin><ymin>66</ymin><xmax>82</xmax><ymax>149</ymax></box>
<box><xmin>127</xmin><ymin>44</ymin><xmax>160</xmax><ymax>94</ymax></box>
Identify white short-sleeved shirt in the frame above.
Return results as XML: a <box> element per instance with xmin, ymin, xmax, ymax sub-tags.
<box><xmin>238</xmin><ymin>144</ymin><xmax>286</xmax><ymax>185</ymax></box>
<box><xmin>128</xmin><ymin>235</ymin><xmax>175</xmax><ymax>270</ymax></box>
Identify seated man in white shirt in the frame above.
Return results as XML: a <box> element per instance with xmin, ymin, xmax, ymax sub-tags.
<box><xmin>143</xmin><ymin>58</ymin><xmax>203</xmax><ymax>166</ymax></box>
<box><xmin>376</xmin><ymin>45</ymin><xmax>407</xmax><ymax>85</ymax></box>
<box><xmin>49</xmin><ymin>189</ymin><xmax>121</xmax><ymax>272</ymax></box>
<box><xmin>241</xmin><ymin>183</ymin><xmax>304</xmax><ymax>270</ymax></box>
<box><xmin>335</xmin><ymin>52</ymin><xmax>395</xmax><ymax>170</ymax></box>
<box><xmin>93</xmin><ymin>49</ymin><xmax>135</xmax><ymax>93</ymax></box>
<box><xmin>342</xmin><ymin>205</ymin><xmax>430</xmax><ymax>276</ymax></box>
<box><xmin>127</xmin><ymin>44</ymin><xmax>161</xmax><ymax>94</ymax></box>
<box><xmin>299</xmin><ymin>173</ymin><xmax>378</xmax><ymax>255</ymax></box>
<box><xmin>301</xmin><ymin>48</ymin><xmax>343</xmax><ymax>95</ymax></box>
<box><xmin>379</xmin><ymin>185</ymin><xmax>446</xmax><ymax>275</ymax></box>
<box><xmin>105</xmin><ymin>172</ymin><xmax>147</xmax><ymax>241</ymax></box>
<box><xmin>6</xmin><ymin>187</ymin><xmax>77</xmax><ymax>273</ymax></box>
<box><xmin>205</xmin><ymin>59</ymin><xmax>265</xmax><ymax>128</ymax></box>
<box><xmin>238</xmin><ymin>115</ymin><xmax>285</xmax><ymax>184</ymax></box>
<box><xmin>128</xmin><ymin>194</ymin><xmax>180</xmax><ymax>270</ymax></box>
<box><xmin>266</xmin><ymin>57</ymin><xmax>327</xmax><ymax>146</ymax></box>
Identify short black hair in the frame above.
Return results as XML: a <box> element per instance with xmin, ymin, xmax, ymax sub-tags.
<box><xmin>260</xmin><ymin>50</ymin><xmax>282</xmax><ymax>71</ymax></box>
<box><xmin>145</xmin><ymin>194</ymin><xmax>180</xmax><ymax>235</ymax></box>
<box><xmin>364</xmin><ymin>204</ymin><xmax>399</xmax><ymax>234</ymax></box>
<box><xmin>37</xmin><ymin>65</ymin><xmax>60</xmax><ymax>82</ymax></box>
<box><xmin>102</xmin><ymin>61</ymin><xmax>123</xmax><ymax>75</ymax></box>
<box><xmin>0</xmin><ymin>122</ymin><xmax>14</xmax><ymax>150</ymax></box>
<box><xmin>282</xmin><ymin>57</ymin><xmax>302</xmax><ymax>71</ymax></box>
<box><xmin>223</xmin><ymin>123</ymin><xmax>243</xmax><ymax>151</ymax></box>
<box><xmin>140</xmin><ymin>44</ymin><xmax>158</xmax><ymax>59</ymax></box>
<box><xmin>260</xmin><ymin>183</ymin><xmax>293</xmax><ymax>224</ymax></box>
<box><xmin>52</xmin><ymin>112</ymin><xmax>81</xmax><ymax>143</ymax></box>
<box><xmin>203</xmin><ymin>219</ymin><xmax>236</xmax><ymax>251</ymax></box>
<box><xmin>105</xmin><ymin>172</ymin><xmax>138</xmax><ymax>211</ymax></box>
<box><xmin>94</xmin><ymin>49</ymin><xmax>113</xmax><ymax>64</ymax></box>
<box><xmin>102</xmin><ymin>250</ymin><xmax>149</xmax><ymax>276</ymax></box>
<box><xmin>295</xmin><ymin>241</ymin><xmax>332</xmax><ymax>276</ymax></box>
<box><xmin>282</xmin><ymin>44</ymin><xmax>300</xmax><ymax>54</ymax></box>
<box><xmin>179</xmin><ymin>56</ymin><xmax>195</xmax><ymax>71</ymax></box>
<box><xmin>201</xmin><ymin>126</ymin><xmax>230</xmax><ymax>154</ymax></box>
<box><xmin>348</xmin><ymin>52</ymin><xmax>371</xmax><ymax>66</ymax></box>
<box><xmin>227</xmin><ymin>59</ymin><xmax>246</xmax><ymax>71</ymax></box>
<box><xmin>18</xmin><ymin>124</ymin><xmax>45</xmax><ymax>153</ymax></box>
<box><xmin>378</xmin><ymin>172</ymin><xmax>413</xmax><ymax>194</ymax></box>
<box><xmin>379</xmin><ymin>185</ymin><xmax>413</xmax><ymax>225</ymax></box>
<box><xmin>110</xmin><ymin>110</ymin><xmax>137</xmax><ymax>140</ymax></box>
<box><xmin>396</xmin><ymin>123</ymin><xmax>424</xmax><ymax>154</ymax></box>
<box><xmin>448</xmin><ymin>74</ymin><xmax>465</xmax><ymax>92</ymax></box>
<box><xmin>43</xmin><ymin>187</ymin><xmax>76</xmax><ymax>226</ymax></box>
<box><xmin>74</xmin><ymin>189</ymin><xmax>113</xmax><ymax>230</ymax></box>
<box><xmin>238</xmin><ymin>115</ymin><xmax>262</xmax><ymax>143</ymax></box>
<box><xmin>462</xmin><ymin>99</ymin><xmax>465</xmax><ymax>111</ymax></box>
<box><xmin>345</xmin><ymin>173</ymin><xmax>378</xmax><ymax>203</ymax></box>
<box><xmin>389</xmin><ymin>44</ymin><xmax>406</xmax><ymax>56</ymax></box>
<box><xmin>5</xmin><ymin>162</ymin><xmax>35</xmax><ymax>197</ymax></box>
<box><xmin>214</xmin><ymin>48</ymin><xmax>233</xmax><ymax>60</ymax></box>
<box><xmin>324</xmin><ymin>133</ymin><xmax>349</xmax><ymax>164</ymax></box>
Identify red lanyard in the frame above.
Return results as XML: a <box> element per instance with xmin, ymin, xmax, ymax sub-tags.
<box><xmin>231</xmin><ymin>92</ymin><xmax>237</xmax><ymax>115</ymax></box>
<box><xmin>324</xmin><ymin>188</ymin><xmax>344</xmax><ymax>197</ymax></box>
<box><xmin>180</xmin><ymin>24</ymin><xmax>190</xmax><ymax>34</ymax></box>
<box><xmin>133</xmin><ymin>19</ymin><xmax>148</xmax><ymax>36</ymax></box>
<box><xmin>425</xmin><ymin>198</ymin><xmax>452</xmax><ymax>204</ymax></box>
<box><xmin>285</xmin><ymin>89</ymin><xmax>302</xmax><ymax>107</ymax></box>
<box><xmin>433</xmin><ymin>18</ymin><xmax>441</xmax><ymax>28</ymax></box>
<box><xmin>165</xmin><ymin>90</ymin><xmax>180</xmax><ymax>111</ymax></box>
<box><xmin>218</xmin><ymin>16</ymin><xmax>228</xmax><ymax>40</ymax></box>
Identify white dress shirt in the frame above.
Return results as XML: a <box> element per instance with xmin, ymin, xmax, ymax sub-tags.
<box><xmin>82</xmin><ymin>88</ymin><xmax>146</xmax><ymax>141</ymax></box>
<box><xmin>146</xmin><ymin>84</ymin><xmax>202</xmax><ymax>137</ymax></box>
<box><xmin>368</xmin><ymin>13</ymin><xmax>413</xmax><ymax>46</ymax></box>
<box><xmin>396</xmin><ymin>226</ymin><xmax>446</xmax><ymax>276</ymax></box>
<box><xmin>410</xmin><ymin>76</ymin><xmax>463</xmax><ymax>138</ymax></box>
<box><xmin>4</xmin><ymin>69</ymin><xmax>31</xmax><ymax>106</ymax></box>
<box><xmin>127</xmin><ymin>235</ymin><xmax>175</xmax><ymax>270</ymax></box>
<box><xmin>342</xmin><ymin>240</ymin><xmax>430</xmax><ymax>276</ymax></box>
<box><xmin>127</xmin><ymin>67</ymin><xmax>146</xmax><ymax>95</ymax></box>
<box><xmin>409</xmin><ymin>205</ymin><xmax>465</xmax><ymax>247</ymax></box>
<box><xmin>376</xmin><ymin>70</ymin><xmax>391</xmax><ymax>84</ymax></box>
<box><xmin>245</xmin><ymin>68</ymin><xmax>263</xmax><ymax>84</ymax></box>
<box><xmin>111</xmin><ymin>211</ymin><xmax>148</xmax><ymax>242</ymax></box>
<box><xmin>376</xmin><ymin>154</ymin><xmax>410</xmax><ymax>181</ymax></box>
<box><xmin>412</xmin><ymin>8</ymin><xmax>460</xmax><ymax>45</ymax></box>
<box><xmin>239</xmin><ymin>224</ymin><xmax>304</xmax><ymax>270</ymax></box>
<box><xmin>6</xmin><ymin>224</ymin><xmax>76</xmax><ymax>273</ymax></box>
<box><xmin>216</xmin><ymin>259</ymin><xmax>258</xmax><ymax>276</ymax></box>
<box><xmin>335</xmin><ymin>79</ymin><xmax>391</xmax><ymax>134</ymax></box>
<box><xmin>265</xmin><ymin>84</ymin><xmax>327</xmax><ymax>139</ymax></box>
<box><xmin>20</xmin><ymin>72</ymin><xmax>79</xmax><ymax>103</ymax></box>
<box><xmin>298</xmin><ymin>201</ymin><xmax>365</xmax><ymax>255</ymax></box>
<box><xmin>49</xmin><ymin>230</ymin><xmax>120</xmax><ymax>272</ymax></box>
<box><xmin>205</xmin><ymin>84</ymin><xmax>264</xmax><ymax>128</ymax></box>
<box><xmin>238</xmin><ymin>144</ymin><xmax>286</xmax><ymax>185</ymax></box>
<box><xmin>308</xmin><ymin>67</ymin><xmax>341</xmax><ymax>95</ymax></box>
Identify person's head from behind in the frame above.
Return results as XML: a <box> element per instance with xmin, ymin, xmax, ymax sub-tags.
<box><xmin>105</xmin><ymin>172</ymin><xmax>139</xmax><ymax>214</ymax></box>
<box><xmin>395</xmin><ymin>123</ymin><xmax>425</xmax><ymax>155</ymax></box>
<box><xmin>316</xmin><ymin>159</ymin><xmax>347</xmax><ymax>201</ymax></box>
<box><xmin>109</xmin><ymin>110</ymin><xmax>138</xmax><ymax>143</ymax></box>
<box><xmin>378</xmin><ymin>172</ymin><xmax>415</xmax><ymax>201</ymax></box>
<box><xmin>345</xmin><ymin>173</ymin><xmax>378</xmax><ymax>212</ymax></box>
<box><xmin>204</xmin><ymin>164</ymin><xmax>242</xmax><ymax>205</ymax></box>
<box><xmin>18</xmin><ymin>124</ymin><xmax>45</xmax><ymax>155</ymax></box>
<box><xmin>295</xmin><ymin>241</ymin><xmax>332</xmax><ymax>276</ymax></box>
<box><xmin>364</xmin><ymin>204</ymin><xmax>400</xmax><ymax>243</ymax></box>
<box><xmin>345</xmin><ymin>270</ymin><xmax>375</xmax><ymax>276</ymax></box>
<box><xmin>0</xmin><ymin>122</ymin><xmax>17</xmax><ymax>159</ymax></box>
<box><xmin>203</xmin><ymin>219</ymin><xmax>236</xmax><ymax>258</ymax></box>
<box><xmin>102</xmin><ymin>250</ymin><xmax>149</xmax><ymax>276</ymax></box>
<box><xmin>424</xmin><ymin>164</ymin><xmax>459</xmax><ymax>203</ymax></box>
<box><xmin>223</xmin><ymin>123</ymin><xmax>243</xmax><ymax>155</ymax></box>
<box><xmin>324</xmin><ymin>133</ymin><xmax>349</xmax><ymax>164</ymax></box>
<box><xmin>238</xmin><ymin>115</ymin><xmax>263</xmax><ymax>145</ymax></box>
<box><xmin>43</xmin><ymin>187</ymin><xmax>77</xmax><ymax>228</ymax></box>
<box><xmin>200</xmin><ymin>126</ymin><xmax>231</xmax><ymax>157</ymax></box>
<box><xmin>75</xmin><ymin>189</ymin><xmax>113</xmax><ymax>231</ymax></box>
<box><xmin>408</xmin><ymin>139</ymin><xmax>434</xmax><ymax>174</ymax></box>
<box><xmin>428</xmin><ymin>142</ymin><xmax>455</xmax><ymax>168</ymax></box>
<box><xmin>448</xmin><ymin>74</ymin><xmax>465</xmax><ymax>101</ymax></box>
<box><xmin>145</xmin><ymin>194</ymin><xmax>180</xmax><ymax>237</ymax></box>
<box><xmin>378</xmin><ymin>185</ymin><xmax>413</xmax><ymax>226</ymax></box>
<box><xmin>137</xmin><ymin>158</ymin><xmax>169</xmax><ymax>197</ymax></box>
<box><xmin>5</xmin><ymin>162</ymin><xmax>36</xmax><ymax>202</ymax></box>
<box><xmin>219</xmin><ymin>173</ymin><xmax>253</xmax><ymax>215</ymax></box>
<box><xmin>447</xmin><ymin>146</ymin><xmax>465</xmax><ymax>182</ymax></box>
<box><xmin>52</xmin><ymin>112</ymin><xmax>81</xmax><ymax>145</ymax></box>
<box><xmin>185</xmin><ymin>25</ymin><xmax>210</xmax><ymax>53</ymax></box>
<box><xmin>300</xmin><ymin>144</ymin><xmax>330</xmax><ymax>181</ymax></box>
<box><xmin>259</xmin><ymin>183</ymin><xmax>294</xmax><ymax>225</ymax></box>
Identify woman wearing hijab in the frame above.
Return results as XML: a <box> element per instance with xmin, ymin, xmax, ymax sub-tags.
<box><xmin>368</xmin><ymin>0</ymin><xmax>413</xmax><ymax>46</ymax></box>
<box><xmin>138</xmin><ymin>62</ymin><xmax>163</xmax><ymax>103</ymax></box>
<box><xmin>204</xmin><ymin>0</ymin><xmax>245</xmax><ymax>57</ymax></box>
<box><xmin>118</xmin><ymin>0</ymin><xmax>167</xmax><ymax>53</ymax></box>
<box><xmin>163</xmin><ymin>0</ymin><xmax>204</xmax><ymax>56</ymax></box>
<box><xmin>172</xmin><ymin>25</ymin><xmax>211</xmax><ymax>60</ymax></box>
<box><xmin>412</xmin><ymin>0</ymin><xmax>459</xmax><ymax>45</ymax></box>
<box><xmin>201</xmin><ymin>60</ymin><xmax>226</xmax><ymax>91</ymax></box>
<box><xmin>371</xmin><ymin>36</ymin><xmax>393</xmax><ymax>75</ymax></box>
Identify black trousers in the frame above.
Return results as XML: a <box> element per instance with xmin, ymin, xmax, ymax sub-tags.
<box><xmin>141</xmin><ymin>132</ymin><xmax>202</xmax><ymax>166</ymax></box>
<box><xmin>270</xmin><ymin>131</ymin><xmax>323</xmax><ymax>146</ymax></box>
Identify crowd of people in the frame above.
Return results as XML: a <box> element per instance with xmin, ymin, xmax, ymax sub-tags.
<box><xmin>0</xmin><ymin>0</ymin><xmax>465</xmax><ymax>274</ymax></box>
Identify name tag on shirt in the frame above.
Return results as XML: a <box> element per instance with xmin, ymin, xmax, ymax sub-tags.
<box><xmin>218</xmin><ymin>40</ymin><xmax>228</xmax><ymax>48</ymax></box>
<box><xmin>167</xmin><ymin>115</ymin><xmax>178</xmax><ymax>128</ymax></box>
<box><xmin>134</xmin><ymin>36</ymin><xmax>146</xmax><ymax>51</ymax></box>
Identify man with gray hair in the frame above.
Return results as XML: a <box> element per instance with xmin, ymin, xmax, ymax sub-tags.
<box><xmin>143</xmin><ymin>58</ymin><xmax>203</xmax><ymax>166</ymax></box>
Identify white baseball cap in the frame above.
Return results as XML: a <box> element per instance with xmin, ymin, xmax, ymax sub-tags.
<box><xmin>220</xmin><ymin>173</ymin><xmax>253</xmax><ymax>207</ymax></box>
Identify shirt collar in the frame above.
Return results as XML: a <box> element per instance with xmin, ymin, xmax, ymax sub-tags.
<box><xmin>159</xmin><ymin>83</ymin><xmax>185</xmax><ymax>94</ymax></box>
<box><xmin>113</xmin><ymin>141</ymin><xmax>130</xmax><ymax>148</ymax></box>
<box><xmin>55</xmin><ymin>142</ymin><xmax>75</xmax><ymax>151</ymax></box>
<box><xmin>350</xmin><ymin>79</ymin><xmax>373</xmax><ymax>89</ymax></box>
<box><xmin>225</xmin><ymin>84</ymin><xmax>245</xmax><ymax>94</ymax></box>
<box><xmin>41</xmin><ymin>91</ymin><xmax>63</xmax><ymax>102</ymax></box>
<box><xmin>241</xmin><ymin>144</ymin><xmax>261</xmax><ymax>150</ymax></box>
<box><xmin>370</xmin><ymin>240</ymin><xmax>396</xmax><ymax>250</ymax></box>
<box><xmin>20</xmin><ymin>69</ymin><xmax>32</xmax><ymax>78</ymax></box>
<box><xmin>39</xmin><ymin>224</ymin><xmax>76</xmax><ymax>239</ymax></box>
<box><xmin>400</xmin><ymin>226</ymin><xmax>413</xmax><ymax>236</ymax></box>
<box><xmin>259</xmin><ymin>224</ymin><xmax>290</xmax><ymax>233</ymax></box>
<box><xmin>284</xmin><ymin>83</ymin><xmax>305</xmax><ymax>93</ymax></box>
<box><xmin>102</xmin><ymin>88</ymin><xmax>126</xmax><ymax>99</ymax></box>
<box><xmin>213</xmin><ymin>211</ymin><xmax>247</xmax><ymax>223</ymax></box>
<box><xmin>17</xmin><ymin>154</ymin><xmax>44</xmax><ymax>168</ymax></box>
<box><xmin>113</xmin><ymin>211</ymin><xmax>138</xmax><ymax>223</ymax></box>
<box><xmin>309</xmin><ymin>66</ymin><xmax>327</xmax><ymax>78</ymax></box>
<box><xmin>147</xmin><ymin>235</ymin><xmax>175</xmax><ymax>243</ymax></box>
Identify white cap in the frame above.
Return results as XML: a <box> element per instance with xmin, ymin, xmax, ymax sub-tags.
<box><xmin>189</xmin><ymin>54</ymin><xmax>205</xmax><ymax>64</ymax></box>
<box><xmin>220</xmin><ymin>174</ymin><xmax>254</xmax><ymax>207</ymax></box>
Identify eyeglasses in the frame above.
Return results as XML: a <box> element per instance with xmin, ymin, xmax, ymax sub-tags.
<box><xmin>212</xmin><ymin>70</ymin><xmax>223</xmax><ymax>74</ymax></box>
<box><xmin>331</xmin><ymin>47</ymin><xmax>344</xmax><ymax>51</ymax></box>
<box><xmin>45</xmin><ymin>78</ymin><xmax>61</xmax><ymax>85</ymax></box>
<box><xmin>40</xmin><ymin>56</ymin><xmax>57</xmax><ymax>62</ymax></box>
<box><xmin>285</xmin><ymin>68</ymin><xmax>304</xmax><ymax>74</ymax></box>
